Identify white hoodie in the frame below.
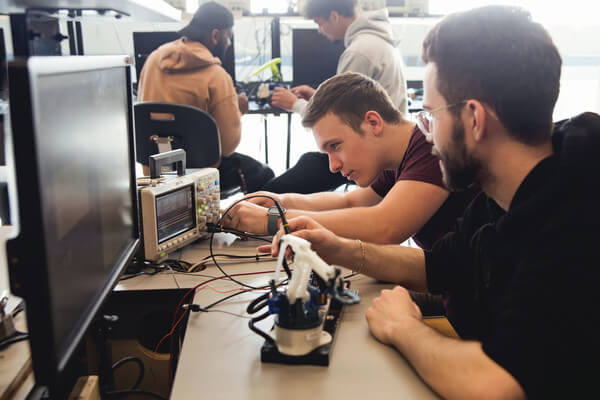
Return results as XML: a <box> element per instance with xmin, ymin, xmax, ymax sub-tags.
<box><xmin>293</xmin><ymin>9</ymin><xmax>407</xmax><ymax>116</ymax></box>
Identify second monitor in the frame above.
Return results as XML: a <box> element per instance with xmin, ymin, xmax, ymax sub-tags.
<box><xmin>292</xmin><ymin>29</ymin><xmax>345</xmax><ymax>88</ymax></box>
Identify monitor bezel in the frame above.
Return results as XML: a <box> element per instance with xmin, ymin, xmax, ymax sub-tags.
<box><xmin>6</xmin><ymin>55</ymin><xmax>140</xmax><ymax>397</ymax></box>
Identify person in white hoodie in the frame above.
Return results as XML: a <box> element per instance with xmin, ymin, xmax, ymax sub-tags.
<box><xmin>263</xmin><ymin>0</ymin><xmax>408</xmax><ymax>193</ymax></box>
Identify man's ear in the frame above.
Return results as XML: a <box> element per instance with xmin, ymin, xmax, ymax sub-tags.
<box><xmin>209</xmin><ymin>28</ymin><xmax>219</xmax><ymax>46</ymax></box>
<box><xmin>363</xmin><ymin>110</ymin><xmax>384</xmax><ymax>136</ymax></box>
<box><xmin>466</xmin><ymin>100</ymin><xmax>487</xmax><ymax>143</ymax></box>
<box><xmin>329</xmin><ymin>11</ymin><xmax>340</xmax><ymax>23</ymax></box>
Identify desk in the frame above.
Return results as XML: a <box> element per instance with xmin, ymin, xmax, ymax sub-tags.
<box><xmin>117</xmin><ymin>236</ymin><xmax>438</xmax><ymax>399</ymax></box>
<box><xmin>247</xmin><ymin>101</ymin><xmax>293</xmax><ymax>169</ymax></box>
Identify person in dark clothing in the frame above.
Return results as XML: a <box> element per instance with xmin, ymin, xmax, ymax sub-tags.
<box><xmin>261</xmin><ymin>6</ymin><xmax>600</xmax><ymax>399</ymax></box>
<box><xmin>223</xmin><ymin>73</ymin><xmax>476</xmax><ymax>251</ymax></box>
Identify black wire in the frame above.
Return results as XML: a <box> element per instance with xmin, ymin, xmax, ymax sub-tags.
<box><xmin>226</xmin><ymin>196</ymin><xmax>291</xmax><ymax>279</ymax></box>
<box><xmin>104</xmin><ymin>389</ymin><xmax>168</xmax><ymax>400</ymax></box>
<box><xmin>162</xmin><ymin>259</ymin><xmax>192</xmax><ymax>272</ymax></box>
<box><xmin>201</xmin><ymin>278</ymin><xmax>289</xmax><ymax>311</ymax></box>
<box><xmin>246</xmin><ymin>292</ymin><xmax>270</xmax><ymax>314</ymax></box>
<box><xmin>207</xmin><ymin>224</ymin><xmax>273</xmax><ymax>243</ymax></box>
<box><xmin>0</xmin><ymin>332</ymin><xmax>29</xmax><ymax>351</ymax></box>
<box><xmin>118</xmin><ymin>270</ymin><xmax>160</xmax><ymax>281</ymax></box>
<box><xmin>211</xmin><ymin>226</ymin><xmax>272</xmax><ymax>242</ymax></box>
<box><xmin>207</xmin><ymin>253</ymin><xmax>271</xmax><ymax>259</ymax></box>
<box><xmin>111</xmin><ymin>356</ymin><xmax>144</xmax><ymax>391</ymax></box>
<box><xmin>11</xmin><ymin>301</ymin><xmax>25</xmax><ymax>317</ymax></box>
<box><xmin>248</xmin><ymin>311</ymin><xmax>275</xmax><ymax>344</ymax></box>
<box><xmin>211</xmin><ymin>195</ymin><xmax>288</xmax><ymax>290</ymax></box>
<box><xmin>120</xmin><ymin>259</ymin><xmax>195</xmax><ymax>280</ymax></box>
<box><xmin>203</xmin><ymin>289</ymin><xmax>252</xmax><ymax>310</ymax></box>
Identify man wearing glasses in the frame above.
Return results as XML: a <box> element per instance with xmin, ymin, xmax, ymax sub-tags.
<box><xmin>225</xmin><ymin>71</ymin><xmax>477</xmax><ymax>314</ymax></box>
<box><xmin>265</xmin><ymin>5</ymin><xmax>600</xmax><ymax>398</ymax></box>
<box><xmin>225</xmin><ymin>72</ymin><xmax>477</xmax><ymax>251</ymax></box>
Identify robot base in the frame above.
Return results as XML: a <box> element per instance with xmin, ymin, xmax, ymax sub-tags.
<box><xmin>260</xmin><ymin>298</ymin><xmax>343</xmax><ymax>366</ymax></box>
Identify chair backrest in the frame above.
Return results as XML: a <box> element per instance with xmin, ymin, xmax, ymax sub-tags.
<box><xmin>134</xmin><ymin>102</ymin><xmax>221</xmax><ymax>168</ymax></box>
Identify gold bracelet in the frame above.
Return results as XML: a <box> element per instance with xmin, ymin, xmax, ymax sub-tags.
<box><xmin>356</xmin><ymin>239</ymin><xmax>366</xmax><ymax>274</ymax></box>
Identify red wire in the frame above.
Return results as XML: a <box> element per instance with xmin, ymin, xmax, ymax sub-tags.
<box><xmin>149</xmin><ymin>307</ymin><xmax>189</xmax><ymax>390</ymax></box>
<box><xmin>165</xmin><ymin>269</ymin><xmax>278</xmax><ymax>385</ymax></box>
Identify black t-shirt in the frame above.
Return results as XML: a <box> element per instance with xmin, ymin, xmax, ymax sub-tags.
<box><xmin>425</xmin><ymin>154</ymin><xmax>600</xmax><ymax>398</ymax></box>
<box><xmin>371</xmin><ymin>125</ymin><xmax>478</xmax><ymax>249</ymax></box>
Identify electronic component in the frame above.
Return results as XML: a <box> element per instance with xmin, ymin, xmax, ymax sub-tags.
<box><xmin>138</xmin><ymin>150</ymin><xmax>220</xmax><ymax>262</ymax></box>
<box><xmin>247</xmin><ymin>235</ymin><xmax>360</xmax><ymax>365</ymax></box>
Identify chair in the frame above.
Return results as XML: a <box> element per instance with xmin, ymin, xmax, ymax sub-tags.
<box><xmin>134</xmin><ymin>101</ymin><xmax>241</xmax><ymax>198</ymax></box>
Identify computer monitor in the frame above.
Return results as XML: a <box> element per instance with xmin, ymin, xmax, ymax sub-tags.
<box><xmin>6</xmin><ymin>55</ymin><xmax>140</xmax><ymax>398</ymax></box>
<box><xmin>0</xmin><ymin>28</ymin><xmax>7</xmax><ymax>101</ymax></box>
<box><xmin>292</xmin><ymin>29</ymin><xmax>345</xmax><ymax>88</ymax></box>
<box><xmin>133</xmin><ymin>31</ymin><xmax>236</xmax><ymax>84</ymax></box>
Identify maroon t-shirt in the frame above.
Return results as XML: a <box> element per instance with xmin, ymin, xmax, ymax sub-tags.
<box><xmin>370</xmin><ymin>125</ymin><xmax>478</xmax><ymax>250</ymax></box>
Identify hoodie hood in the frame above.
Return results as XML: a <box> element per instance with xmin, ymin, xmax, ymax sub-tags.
<box><xmin>345</xmin><ymin>9</ymin><xmax>396</xmax><ymax>48</ymax></box>
<box><xmin>552</xmin><ymin>111</ymin><xmax>600</xmax><ymax>181</ymax></box>
<box><xmin>156</xmin><ymin>38</ymin><xmax>221</xmax><ymax>72</ymax></box>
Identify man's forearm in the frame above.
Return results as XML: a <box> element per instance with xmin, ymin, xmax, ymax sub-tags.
<box><xmin>361</xmin><ymin>242</ymin><xmax>426</xmax><ymax>291</ymax></box>
<box><xmin>286</xmin><ymin>206</ymin><xmax>415</xmax><ymax>245</ymax></box>
<box><xmin>391</xmin><ymin>318</ymin><xmax>525</xmax><ymax>400</ymax></box>
<box><xmin>327</xmin><ymin>237</ymin><xmax>426</xmax><ymax>291</ymax></box>
<box><xmin>282</xmin><ymin>191</ymin><xmax>351</xmax><ymax>211</ymax></box>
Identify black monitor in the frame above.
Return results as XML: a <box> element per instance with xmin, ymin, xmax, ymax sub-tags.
<box><xmin>6</xmin><ymin>55</ymin><xmax>140</xmax><ymax>398</ymax></box>
<box><xmin>0</xmin><ymin>28</ymin><xmax>7</xmax><ymax>101</ymax></box>
<box><xmin>292</xmin><ymin>29</ymin><xmax>345</xmax><ymax>87</ymax></box>
<box><xmin>133</xmin><ymin>31</ymin><xmax>236</xmax><ymax>84</ymax></box>
<box><xmin>1</xmin><ymin>28</ymin><xmax>6</xmax><ymax>169</ymax></box>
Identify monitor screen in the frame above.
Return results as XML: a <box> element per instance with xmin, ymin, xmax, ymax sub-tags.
<box><xmin>292</xmin><ymin>29</ymin><xmax>345</xmax><ymax>87</ymax></box>
<box><xmin>133</xmin><ymin>31</ymin><xmax>236</xmax><ymax>84</ymax></box>
<box><xmin>156</xmin><ymin>184</ymin><xmax>195</xmax><ymax>243</ymax></box>
<box><xmin>6</xmin><ymin>55</ymin><xmax>140</xmax><ymax>397</ymax></box>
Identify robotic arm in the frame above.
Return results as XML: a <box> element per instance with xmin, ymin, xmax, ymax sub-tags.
<box><xmin>273</xmin><ymin>235</ymin><xmax>356</xmax><ymax>305</ymax></box>
<box><xmin>248</xmin><ymin>235</ymin><xmax>360</xmax><ymax>357</ymax></box>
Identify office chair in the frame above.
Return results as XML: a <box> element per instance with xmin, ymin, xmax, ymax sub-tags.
<box><xmin>134</xmin><ymin>101</ymin><xmax>242</xmax><ymax>198</ymax></box>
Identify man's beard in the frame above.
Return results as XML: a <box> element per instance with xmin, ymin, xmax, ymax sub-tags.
<box><xmin>434</xmin><ymin>118</ymin><xmax>482</xmax><ymax>191</ymax></box>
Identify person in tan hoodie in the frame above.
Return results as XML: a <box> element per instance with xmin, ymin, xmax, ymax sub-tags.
<box><xmin>138</xmin><ymin>1</ymin><xmax>274</xmax><ymax>192</ymax></box>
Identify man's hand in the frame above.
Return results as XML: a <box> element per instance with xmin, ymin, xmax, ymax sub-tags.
<box><xmin>290</xmin><ymin>85</ymin><xmax>315</xmax><ymax>100</ymax></box>
<box><xmin>222</xmin><ymin>201</ymin><xmax>269</xmax><ymax>234</ymax></box>
<box><xmin>270</xmin><ymin>87</ymin><xmax>298</xmax><ymax>111</ymax></box>
<box><xmin>237</xmin><ymin>93</ymin><xmax>249</xmax><ymax>114</ymax></box>
<box><xmin>244</xmin><ymin>191</ymin><xmax>283</xmax><ymax>208</ymax></box>
<box><xmin>365</xmin><ymin>286</ymin><xmax>422</xmax><ymax>345</ymax></box>
<box><xmin>258</xmin><ymin>216</ymin><xmax>354</xmax><ymax>266</ymax></box>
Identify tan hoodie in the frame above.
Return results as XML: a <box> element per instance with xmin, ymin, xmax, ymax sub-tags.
<box><xmin>137</xmin><ymin>38</ymin><xmax>241</xmax><ymax>156</ymax></box>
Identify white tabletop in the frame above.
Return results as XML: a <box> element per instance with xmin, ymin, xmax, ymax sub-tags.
<box><xmin>120</xmin><ymin>235</ymin><xmax>438</xmax><ymax>399</ymax></box>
